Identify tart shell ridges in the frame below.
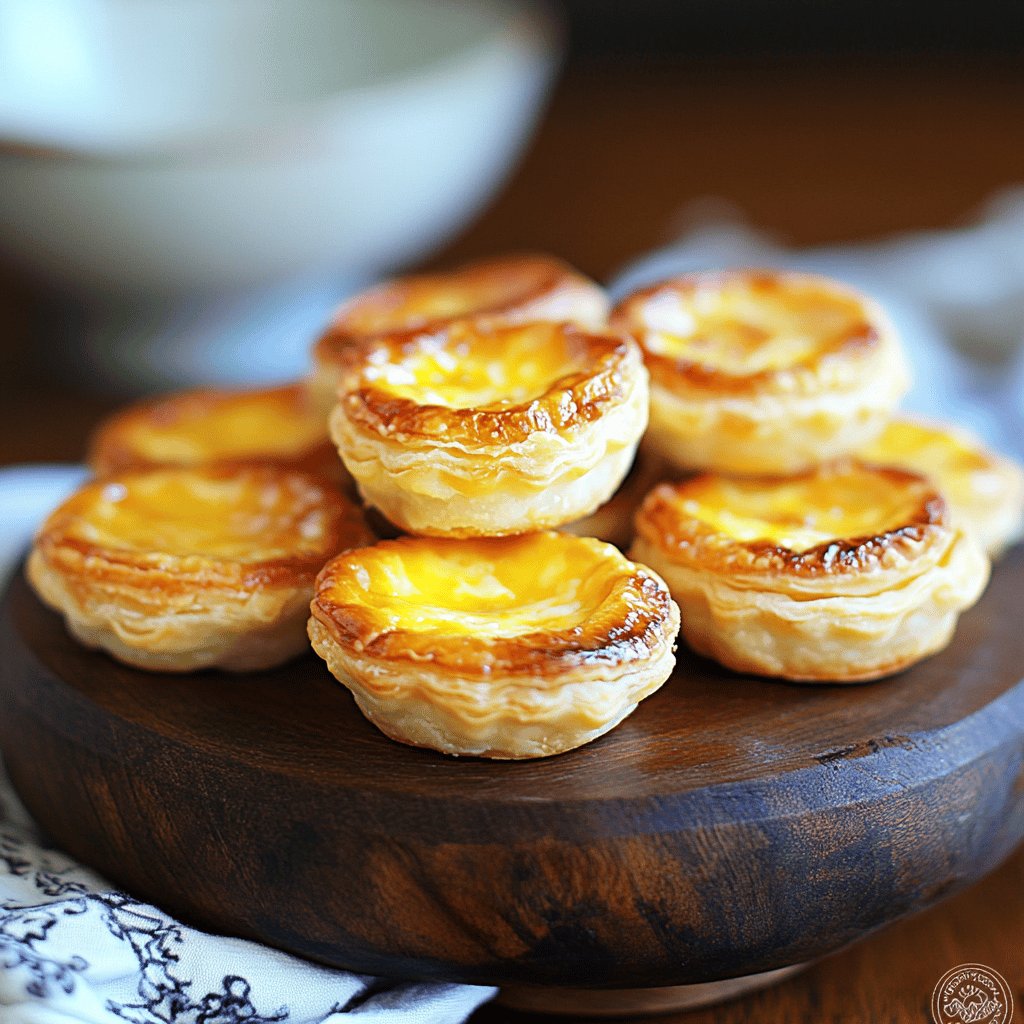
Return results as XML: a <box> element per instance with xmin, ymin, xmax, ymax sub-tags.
<box><xmin>612</xmin><ymin>269</ymin><xmax>911</xmax><ymax>475</ymax></box>
<box><xmin>308</xmin><ymin>533</ymin><xmax>681</xmax><ymax>758</ymax></box>
<box><xmin>858</xmin><ymin>416</ymin><xmax>1024</xmax><ymax>558</ymax></box>
<box><xmin>88</xmin><ymin>382</ymin><xmax>349</xmax><ymax>491</ymax></box>
<box><xmin>309</xmin><ymin>252</ymin><xmax>610</xmax><ymax>414</ymax></box>
<box><xmin>331</xmin><ymin>321</ymin><xmax>650</xmax><ymax>537</ymax></box>
<box><xmin>631</xmin><ymin>464</ymin><xmax>990</xmax><ymax>682</ymax></box>
<box><xmin>28</xmin><ymin>466</ymin><xmax>373</xmax><ymax>673</ymax></box>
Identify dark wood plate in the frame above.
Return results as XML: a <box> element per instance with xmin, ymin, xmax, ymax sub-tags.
<box><xmin>1</xmin><ymin>550</ymin><xmax>1022</xmax><ymax>990</ymax></box>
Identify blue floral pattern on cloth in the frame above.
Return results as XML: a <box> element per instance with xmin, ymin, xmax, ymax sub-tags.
<box><xmin>0</xmin><ymin>763</ymin><xmax>495</xmax><ymax>1024</ymax></box>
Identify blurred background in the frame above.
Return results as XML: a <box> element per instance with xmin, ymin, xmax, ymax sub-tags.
<box><xmin>2</xmin><ymin>0</ymin><xmax>1024</xmax><ymax>465</ymax></box>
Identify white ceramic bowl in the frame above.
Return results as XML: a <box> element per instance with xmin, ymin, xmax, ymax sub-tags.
<box><xmin>0</xmin><ymin>0</ymin><xmax>558</xmax><ymax>294</ymax></box>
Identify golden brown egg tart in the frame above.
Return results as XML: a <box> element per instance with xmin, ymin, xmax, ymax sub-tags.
<box><xmin>88</xmin><ymin>383</ymin><xmax>348</xmax><ymax>490</ymax></box>
<box><xmin>859</xmin><ymin>417</ymin><xmax>1024</xmax><ymax>558</ymax></box>
<box><xmin>28</xmin><ymin>466</ymin><xmax>372</xmax><ymax>673</ymax></box>
<box><xmin>611</xmin><ymin>269</ymin><xmax>910</xmax><ymax>475</ymax></box>
<box><xmin>310</xmin><ymin>253</ymin><xmax>610</xmax><ymax>413</ymax></box>
<box><xmin>631</xmin><ymin>463</ymin><xmax>989</xmax><ymax>682</ymax></box>
<box><xmin>331</xmin><ymin>320</ymin><xmax>649</xmax><ymax>537</ymax></box>
<box><xmin>308</xmin><ymin>532</ymin><xmax>680</xmax><ymax>759</ymax></box>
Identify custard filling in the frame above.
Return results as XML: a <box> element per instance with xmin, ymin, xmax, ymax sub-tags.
<box><xmin>638</xmin><ymin>278</ymin><xmax>870</xmax><ymax>375</ymax></box>
<box><xmin>335</xmin><ymin>262</ymin><xmax>554</xmax><ymax>336</ymax></box>
<box><xmin>679</xmin><ymin>468</ymin><xmax>931</xmax><ymax>552</ymax></box>
<box><xmin>122</xmin><ymin>386</ymin><xmax>326</xmax><ymax>465</ymax></box>
<box><xmin>321</xmin><ymin>534</ymin><xmax>622</xmax><ymax>639</ymax></box>
<box><xmin>53</xmin><ymin>470</ymin><xmax>334</xmax><ymax>561</ymax></box>
<box><xmin>361</xmin><ymin>323</ymin><xmax>582</xmax><ymax>409</ymax></box>
<box><xmin>860</xmin><ymin>419</ymin><xmax>992</xmax><ymax>478</ymax></box>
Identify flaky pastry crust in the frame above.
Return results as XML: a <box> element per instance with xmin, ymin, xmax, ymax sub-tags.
<box><xmin>563</xmin><ymin>449</ymin><xmax>671</xmax><ymax>549</ymax></box>
<box><xmin>631</xmin><ymin>463</ymin><xmax>989</xmax><ymax>682</ymax></box>
<box><xmin>612</xmin><ymin>269</ymin><xmax>910</xmax><ymax>474</ymax></box>
<box><xmin>331</xmin><ymin>320</ymin><xmax>649</xmax><ymax>537</ymax></box>
<box><xmin>28</xmin><ymin>466</ymin><xmax>373</xmax><ymax>673</ymax></box>
<box><xmin>308</xmin><ymin>532</ymin><xmax>680</xmax><ymax>758</ymax></box>
<box><xmin>88</xmin><ymin>383</ymin><xmax>349</xmax><ymax>490</ymax></box>
<box><xmin>858</xmin><ymin>417</ymin><xmax>1024</xmax><ymax>558</ymax></box>
<box><xmin>309</xmin><ymin>253</ymin><xmax>609</xmax><ymax>413</ymax></box>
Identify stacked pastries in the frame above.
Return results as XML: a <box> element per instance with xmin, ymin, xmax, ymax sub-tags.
<box><xmin>26</xmin><ymin>254</ymin><xmax>1021</xmax><ymax>757</ymax></box>
<box><xmin>309</xmin><ymin>255</ymin><xmax>681</xmax><ymax>757</ymax></box>
<box><xmin>30</xmin><ymin>253</ymin><xmax>682</xmax><ymax>759</ymax></box>
<box><xmin>618</xmin><ymin>269</ymin><xmax>1014</xmax><ymax>683</ymax></box>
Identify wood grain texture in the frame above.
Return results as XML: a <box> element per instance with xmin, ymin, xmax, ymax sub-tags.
<box><xmin>0</xmin><ymin>548</ymin><xmax>1021</xmax><ymax>990</ymax></box>
<box><xmin>475</xmin><ymin>847</ymin><xmax>1024</xmax><ymax>1022</ymax></box>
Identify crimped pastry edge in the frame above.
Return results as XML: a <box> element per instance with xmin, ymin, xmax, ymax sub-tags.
<box><xmin>27</xmin><ymin>466</ymin><xmax>373</xmax><ymax>672</ymax></box>
<box><xmin>88</xmin><ymin>383</ymin><xmax>346</xmax><ymax>486</ymax></box>
<box><xmin>307</xmin><ymin>604</ymin><xmax>679</xmax><ymax>759</ymax></box>
<box><xmin>331</xmin><ymin>331</ymin><xmax>649</xmax><ymax>536</ymax></box>
<box><xmin>633</xmin><ymin>465</ymin><xmax>949</xmax><ymax>584</ymax></box>
<box><xmin>613</xmin><ymin>269</ymin><xmax>910</xmax><ymax>474</ymax></box>
<box><xmin>28</xmin><ymin>547</ymin><xmax>316</xmax><ymax>672</ymax></box>
<box><xmin>309</xmin><ymin>534</ymin><xmax>680</xmax><ymax>677</ymax></box>
<box><xmin>309</xmin><ymin>253</ymin><xmax>610</xmax><ymax>414</ymax></box>
<box><xmin>631</xmin><ymin>526</ymin><xmax>988</xmax><ymax>682</ymax></box>
<box><xmin>858</xmin><ymin>416</ymin><xmax>1024</xmax><ymax>558</ymax></box>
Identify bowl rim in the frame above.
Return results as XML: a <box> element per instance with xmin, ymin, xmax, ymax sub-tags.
<box><xmin>0</xmin><ymin>0</ymin><xmax>559</xmax><ymax>163</ymax></box>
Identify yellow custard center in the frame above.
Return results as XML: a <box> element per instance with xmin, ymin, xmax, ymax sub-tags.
<box><xmin>58</xmin><ymin>470</ymin><xmax>332</xmax><ymax>560</ymax></box>
<box><xmin>338</xmin><ymin>263</ymin><xmax>549</xmax><ymax>334</ymax></box>
<box><xmin>682</xmin><ymin>469</ymin><xmax>928</xmax><ymax>551</ymax></box>
<box><xmin>331</xmin><ymin>534</ymin><xmax>621</xmax><ymax>638</ymax></box>
<box><xmin>129</xmin><ymin>386</ymin><xmax>325</xmax><ymax>464</ymax></box>
<box><xmin>364</xmin><ymin>324</ymin><xmax>579</xmax><ymax>409</ymax></box>
<box><xmin>641</xmin><ymin>278</ymin><xmax>867</xmax><ymax>374</ymax></box>
<box><xmin>860</xmin><ymin>419</ymin><xmax>990</xmax><ymax>477</ymax></box>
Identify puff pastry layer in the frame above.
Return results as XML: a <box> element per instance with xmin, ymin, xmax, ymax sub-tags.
<box><xmin>331</xmin><ymin>320</ymin><xmax>649</xmax><ymax>537</ymax></box>
<box><xmin>612</xmin><ymin>269</ymin><xmax>910</xmax><ymax>474</ymax></box>
<box><xmin>28</xmin><ymin>466</ymin><xmax>372</xmax><ymax>673</ymax></box>
<box><xmin>310</xmin><ymin>253</ymin><xmax>609</xmax><ymax>413</ymax></box>
<box><xmin>859</xmin><ymin>417</ymin><xmax>1024</xmax><ymax>557</ymax></box>
<box><xmin>308</xmin><ymin>532</ymin><xmax>680</xmax><ymax>758</ymax></box>
<box><xmin>88</xmin><ymin>383</ymin><xmax>347</xmax><ymax>489</ymax></box>
<box><xmin>563</xmin><ymin>449</ymin><xmax>670</xmax><ymax>549</ymax></box>
<box><xmin>632</xmin><ymin>463</ymin><xmax>988</xmax><ymax>682</ymax></box>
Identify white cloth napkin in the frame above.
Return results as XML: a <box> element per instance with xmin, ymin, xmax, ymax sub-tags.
<box><xmin>0</xmin><ymin>465</ymin><xmax>497</xmax><ymax>1023</ymax></box>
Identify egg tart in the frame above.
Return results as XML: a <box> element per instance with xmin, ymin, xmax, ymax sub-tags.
<box><xmin>310</xmin><ymin>253</ymin><xmax>609</xmax><ymax>413</ymax></box>
<box><xmin>563</xmin><ymin>449</ymin><xmax>671</xmax><ymax>549</ymax></box>
<box><xmin>632</xmin><ymin>463</ymin><xmax>989</xmax><ymax>682</ymax></box>
<box><xmin>611</xmin><ymin>269</ymin><xmax>910</xmax><ymax>475</ymax></box>
<box><xmin>88</xmin><ymin>383</ymin><xmax>348</xmax><ymax>490</ymax></box>
<box><xmin>331</xmin><ymin>320</ymin><xmax>649</xmax><ymax>537</ymax></box>
<box><xmin>28</xmin><ymin>466</ymin><xmax>372</xmax><ymax>673</ymax></box>
<box><xmin>308</xmin><ymin>532</ymin><xmax>680</xmax><ymax>759</ymax></box>
<box><xmin>859</xmin><ymin>417</ymin><xmax>1024</xmax><ymax>557</ymax></box>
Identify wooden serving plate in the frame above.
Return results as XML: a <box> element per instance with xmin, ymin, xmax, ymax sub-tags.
<box><xmin>1</xmin><ymin>551</ymin><xmax>1022</xmax><ymax>997</ymax></box>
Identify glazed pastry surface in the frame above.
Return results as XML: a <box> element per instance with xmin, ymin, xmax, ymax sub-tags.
<box><xmin>859</xmin><ymin>417</ymin><xmax>1024</xmax><ymax>557</ymax></box>
<box><xmin>310</xmin><ymin>253</ymin><xmax>609</xmax><ymax>412</ymax></box>
<box><xmin>612</xmin><ymin>269</ymin><xmax>910</xmax><ymax>474</ymax></box>
<box><xmin>88</xmin><ymin>383</ymin><xmax>345</xmax><ymax>487</ymax></box>
<box><xmin>308</xmin><ymin>532</ymin><xmax>680</xmax><ymax>758</ymax></box>
<box><xmin>632</xmin><ymin>463</ymin><xmax>989</xmax><ymax>681</ymax></box>
<box><xmin>332</xmin><ymin>320</ymin><xmax>649</xmax><ymax>536</ymax></box>
<box><xmin>29</xmin><ymin>466</ymin><xmax>371</xmax><ymax>672</ymax></box>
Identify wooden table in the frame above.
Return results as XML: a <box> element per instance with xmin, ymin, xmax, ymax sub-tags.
<box><xmin>1</xmin><ymin>53</ymin><xmax>1022</xmax><ymax>1022</ymax></box>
